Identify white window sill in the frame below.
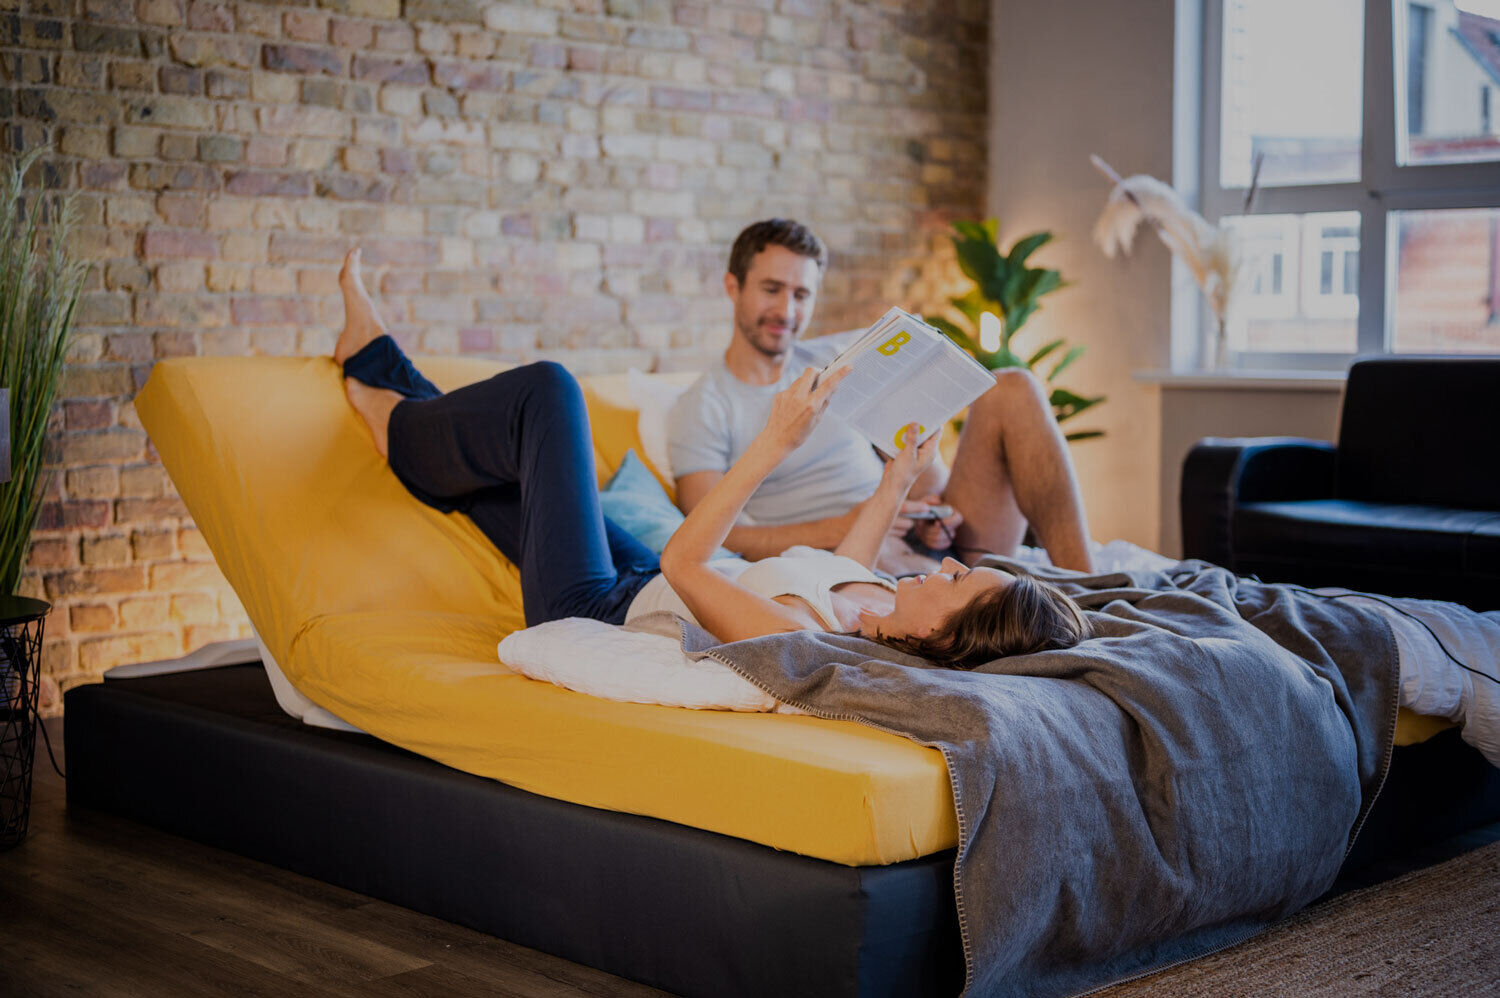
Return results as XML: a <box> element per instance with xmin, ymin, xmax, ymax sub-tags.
<box><xmin>1133</xmin><ymin>368</ymin><xmax>1346</xmax><ymax>391</ymax></box>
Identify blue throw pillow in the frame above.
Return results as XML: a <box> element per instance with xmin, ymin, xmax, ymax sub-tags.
<box><xmin>599</xmin><ymin>450</ymin><xmax>733</xmax><ymax>560</ymax></box>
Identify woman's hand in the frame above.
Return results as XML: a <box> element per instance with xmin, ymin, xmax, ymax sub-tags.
<box><xmin>883</xmin><ymin>423</ymin><xmax>940</xmax><ymax>492</ymax></box>
<box><xmin>759</xmin><ymin>366</ymin><xmax>851</xmax><ymax>454</ymax></box>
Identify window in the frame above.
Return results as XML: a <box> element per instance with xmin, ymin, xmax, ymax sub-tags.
<box><xmin>1199</xmin><ymin>0</ymin><xmax>1500</xmax><ymax>370</ymax></box>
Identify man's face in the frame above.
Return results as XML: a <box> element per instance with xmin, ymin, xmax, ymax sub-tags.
<box><xmin>725</xmin><ymin>244</ymin><xmax>822</xmax><ymax>360</ymax></box>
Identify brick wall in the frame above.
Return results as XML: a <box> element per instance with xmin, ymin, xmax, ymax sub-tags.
<box><xmin>3</xmin><ymin>0</ymin><xmax>988</xmax><ymax>712</ymax></box>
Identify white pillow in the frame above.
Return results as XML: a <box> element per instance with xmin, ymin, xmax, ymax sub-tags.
<box><xmin>626</xmin><ymin>368</ymin><xmax>693</xmax><ymax>481</ymax></box>
<box><xmin>499</xmin><ymin>616</ymin><xmax>788</xmax><ymax>713</ymax></box>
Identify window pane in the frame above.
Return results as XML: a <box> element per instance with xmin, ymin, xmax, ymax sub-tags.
<box><xmin>1392</xmin><ymin>207</ymin><xmax>1500</xmax><ymax>352</ymax></box>
<box><xmin>1399</xmin><ymin>1</ymin><xmax>1500</xmax><ymax>165</ymax></box>
<box><xmin>1221</xmin><ymin>0</ymin><xmax>1364</xmax><ymax>188</ymax></box>
<box><xmin>1225</xmin><ymin>212</ymin><xmax>1360</xmax><ymax>353</ymax></box>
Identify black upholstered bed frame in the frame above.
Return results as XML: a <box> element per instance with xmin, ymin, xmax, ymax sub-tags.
<box><xmin>65</xmin><ymin>666</ymin><xmax>1500</xmax><ymax>997</ymax></box>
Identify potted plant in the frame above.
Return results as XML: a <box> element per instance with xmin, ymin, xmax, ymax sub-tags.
<box><xmin>925</xmin><ymin>220</ymin><xmax>1105</xmax><ymax>441</ymax></box>
<box><xmin>0</xmin><ymin>147</ymin><xmax>85</xmax><ymax>849</ymax></box>
<box><xmin>0</xmin><ymin>148</ymin><xmax>84</xmax><ymax>592</ymax></box>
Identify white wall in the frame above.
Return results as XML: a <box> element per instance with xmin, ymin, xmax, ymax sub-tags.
<box><xmin>988</xmin><ymin>0</ymin><xmax>1179</xmax><ymax>549</ymax></box>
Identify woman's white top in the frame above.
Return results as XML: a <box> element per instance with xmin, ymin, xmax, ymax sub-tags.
<box><xmin>625</xmin><ymin>545</ymin><xmax>895</xmax><ymax>631</ymax></box>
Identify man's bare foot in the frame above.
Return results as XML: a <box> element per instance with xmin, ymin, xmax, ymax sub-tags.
<box><xmin>345</xmin><ymin>378</ymin><xmax>402</xmax><ymax>459</ymax></box>
<box><xmin>334</xmin><ymin>248</ymin><xmax>387</xmax><ymax>366</ymax></box>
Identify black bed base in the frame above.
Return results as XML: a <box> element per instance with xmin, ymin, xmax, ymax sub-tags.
<box><xmin>64</xmin><ymin>666</ymin><xmax>964</xmax><ymax>998</ymax></box>
<box><xmin>64</xmin><ymin>666</ymin><xmax>1500</xmax><ymax>997</ymax></box>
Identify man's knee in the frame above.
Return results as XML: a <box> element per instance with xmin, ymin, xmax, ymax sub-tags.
<box><xmin>975</xmin><ymin>367</ymin><xmax>1048</xmax><ymax>420</ymax></box>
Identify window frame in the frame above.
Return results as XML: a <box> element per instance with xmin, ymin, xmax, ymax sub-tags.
<box><xmin>1199</xmin><ymin>0</ymin><xmax>1500</xmax><ymax>371</ymax></box>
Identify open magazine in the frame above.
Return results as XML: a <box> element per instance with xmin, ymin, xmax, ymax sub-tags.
<box><xmin>821</xmin><ymin>306</ymin><xmax>996</xmax><ymax>458</ymax></box>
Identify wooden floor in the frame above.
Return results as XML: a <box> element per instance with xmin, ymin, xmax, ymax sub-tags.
<box><xmin>0</xmin><ymin>720</ymin><xmax>670</xmax><ymax>998</ymax></box>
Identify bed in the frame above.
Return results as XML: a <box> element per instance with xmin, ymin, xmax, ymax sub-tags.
<box><xmin>62</xmin><ymin>353</ymin><xmax>1500</xmax><ymax>997</ymax></box>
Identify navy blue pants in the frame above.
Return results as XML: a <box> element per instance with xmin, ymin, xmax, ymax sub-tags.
<box><xmin>344</xmin><ymin>337</ymin><xmax>660</xmax><ymax>625</ymax></box>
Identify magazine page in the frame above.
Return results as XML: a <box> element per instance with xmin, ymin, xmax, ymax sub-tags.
<box><xmin>825</xmin><ymin>307</ymin><xmax>996</xmax><ymax>458</ymax></box>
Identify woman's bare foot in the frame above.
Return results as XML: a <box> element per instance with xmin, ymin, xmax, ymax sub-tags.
<box><xmin>345</xmin><ymin>378</ymin><xmax>402</xmax><ymax>459</ymax></box>
<box><xmin>334</xmin><ymin>248</ymin><xmax>386</xmax><ymax>366</ymax></box>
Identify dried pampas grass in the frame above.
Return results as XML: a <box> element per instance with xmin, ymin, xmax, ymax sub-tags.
<box><xmin>1090</xmin><ymin>155</ymin><xmax>1242</xmax><ymax>325</ymax></box>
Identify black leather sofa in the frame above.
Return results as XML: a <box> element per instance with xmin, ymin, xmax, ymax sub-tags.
<box><xmin>1180</xmin><ymin>356</ymin><xmax>1500</xmax><ymax>610</ymax></box>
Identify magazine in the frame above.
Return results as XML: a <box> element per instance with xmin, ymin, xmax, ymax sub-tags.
<box><xmin>821</xmin><ymin>307</ymin><xmax>996</xmax><ymax>458</ymax></box>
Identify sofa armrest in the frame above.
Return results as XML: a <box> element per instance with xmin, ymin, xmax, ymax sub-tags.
<box><xmin>1180</xmin><ymin>437</ymin><xmax>1337</xmax><ymax>566</ymax></box>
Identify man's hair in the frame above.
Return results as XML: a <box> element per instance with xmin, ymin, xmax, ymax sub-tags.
<box><xmin>870</xmin><ymin>573</ymin><xmax>1091</xmax><ymax>670</ymax></box>
<box><xmin>726</xmin><ymin>218</ymin><xmax>828</xmax><ymax>285</ymax></box>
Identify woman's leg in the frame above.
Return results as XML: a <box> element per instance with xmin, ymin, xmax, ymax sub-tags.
<box><xmin>337</xmin><ymin>250</ymin><xmax>656</xmax><ymax>625</ymax></box>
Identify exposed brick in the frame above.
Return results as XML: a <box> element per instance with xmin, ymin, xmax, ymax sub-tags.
<box><xmin>263</xmin><ymin>43</ymin><xmax>345</xmax><ymax>76</ymax></box>
<box><xmin>115</xmin><ymin>498</ymin><xmax>189</xmax><ymax>524</ymax></box>
<box><xmin>320</xmin><ymin>0</ymin><xmax>400</xmax><ymax>17</ymax></box>
<box><xmin>64</xmin><ymin>399</ymin><xmax>115</xmax><ymax>431</ymax></box>
<box><xmin>70</xmin><ymin>604</ymin><xmax>115</xmax><ymax>632</ymax></box>
<box><xmin>45</xmin><ymin>565</ymin><xmax>146</xmax><ymax>598</ymax></box>
<box><xmin>170</xmin><ymin>592</ymin><xmax>217</xmax><ymax>624</ymax></box>
<box><xmin>129</xmin><ymin>163</ymin><xmax>217</xmax><ymax>191</ymax></box>
<box><xmin>407</xmin><ymin>0</ymin><xmax>483</xmax><ymax>24</ymax></box>
<box><xmin>73</xmin><ymin>24</ymin><xmax>142</xmax><ymax>56</ymax></box>
<box><xmin>257</xmin><ymin>104</ymin><xmax>348</xmax><ymax>137</ymax></box>
<box><xmin>283</xmin><ymin>10</ymin><xmax>330</xmax><ymax>42</ymax></box>
<box><xmin>159</xmin><ymin>65</ymin><xmax>205</xmax><ymax>95</ymax></box>
<box><xmin>224</xmin><ymin>170</ymin><xmax>313</xmax><ymax>197</ymax></box>
<box><xmin>78</xmin><ymin>633</ymin><xmax>178</xmax><ymax>671</ymax></box>
<box><xmin>119</xmin><ymin>596</ymin><xmax>171</xmax><ymax>629</ymax></box>
<box><xmin>484</xmin><ymin>3</ymin><xmax>558</xmax><ymax>34</ymax></box>
<box><xmin>229</xmin><ymin>296</ymin><xmax>316</xmax><ymax>325</ymax></box>
<box><xmin>147</xmin><ymin>560</ymin><xmax>223</xmax><ymax>590</ymax></box>
<box><xmin>351</xmin><ymin>54</ymin><xmax>429</xmax><ymax>84</ymax></box>
<box><xmin>141</xmin><ymin>229</ymin><xmax>217</xmax><ymax>259</ymax></box>
<box><xmin>187</xmin><ymin>1</ymin><xmax>233</xmax><ymax>31</ymax></box>
<box><xmin>28</xmin><ymin>538</ymin><xmax>77</xmax><ymax>570</ymax></box>
<box><xmin>168</xmin><ymin>33</ymin><xmax>258</xmax><ymax>69</ymax></box>
<box><xmin>432</xmin><ymin>59</ymin><xmax>506</xmax><ymax>91</ymax></box>
<box><xmin>81</xmin><ymin>534</ymin><xmax>130</xmax><ymax>566</ymax></box>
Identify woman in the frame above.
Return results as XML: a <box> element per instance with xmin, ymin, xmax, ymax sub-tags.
<box><xmin>334</xmin><ymin>249</ymin><xmax>1089</xmax><ymax>669</ymax></box>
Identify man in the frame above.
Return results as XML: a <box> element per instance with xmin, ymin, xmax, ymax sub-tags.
<box><xmin>666</xmin><ymin>218</ymin><xmax>1095</xmax><ymax>573</ymax></box>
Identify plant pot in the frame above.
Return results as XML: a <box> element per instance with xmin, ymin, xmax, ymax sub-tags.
<box><xmin>0</xmin><ymin>595</ymin><xmax>50</xmax><ymax>850</ymax></box>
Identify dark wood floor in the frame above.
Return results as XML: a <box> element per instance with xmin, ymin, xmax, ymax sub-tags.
<box><xmin>0</xmin><ymin>720</ymin><xmax>670</xmax><ymax>998</ymax></box>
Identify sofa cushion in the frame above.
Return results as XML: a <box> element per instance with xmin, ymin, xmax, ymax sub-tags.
<box><xmin>1336</xmin><ymin>357</ymin><xmax>1500</xmax><ymax>510</ymax></box>
<box><xmin>1234</xmin><ymin>499</ymin><xmax>1499</xmax><ymax>604</ymax></box>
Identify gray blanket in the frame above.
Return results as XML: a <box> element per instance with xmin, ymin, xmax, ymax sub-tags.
<box><xmin>679</xmin><ymin>559</ymin><xmax>1400</xmax><ymax>997</ymax></box>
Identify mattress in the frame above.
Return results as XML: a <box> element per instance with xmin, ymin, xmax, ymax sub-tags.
<box><xmin>133</xmin><ymin>354</ymin><xmax>957</xmax><ymax>866</ymax></box>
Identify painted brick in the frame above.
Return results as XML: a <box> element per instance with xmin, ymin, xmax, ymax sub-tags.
<box><xmin>484</xmin><ymin>4</ymin><xmax>558</xmax><ymax>34</ymax></box>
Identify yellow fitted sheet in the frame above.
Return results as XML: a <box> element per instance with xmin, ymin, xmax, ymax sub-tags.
<box><xmin>134</xmin><ymin>355</ymin><xmax>957</xmax><ymax>866</ymax></box>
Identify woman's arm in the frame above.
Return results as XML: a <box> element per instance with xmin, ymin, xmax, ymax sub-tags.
<box><xmin>834</xmin><ymin>425</ymin><xmax>939</xmax><ymax>569</ymax></box>
<box><xmin>660</xmin><ymin>367</ymin><xmax>849</xmax><ymax>642</ymax></box>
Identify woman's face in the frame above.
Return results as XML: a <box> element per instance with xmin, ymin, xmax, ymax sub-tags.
<box><xmin>859</xmin><ymin>557</ymin><xmax>1013</xmax><ymax>641</ymax></box>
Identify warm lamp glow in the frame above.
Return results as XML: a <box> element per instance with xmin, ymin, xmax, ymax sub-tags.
<box><xmin>979</xmin><ymin>311</ymin><xmax>1002</xmax><ymax>353</ymax></box>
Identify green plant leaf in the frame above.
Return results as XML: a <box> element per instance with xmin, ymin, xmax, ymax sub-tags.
<box><xmin>924</xmin><ymin>314</ymin><xmax>980</xmax><ymax>356</ymax></box>
<box><xmin>1006</xmin><ymin>231</ymin><xmax>1052</xmax><ymax>268</ymax></box>
<box><xmin>1064</xmin><ymin>429</ymin><xmax>1105</xmax><ymax>442</ymax></box>
<box><xmin>1048</xmin><ymin>344</ymin><xmax>1086</xmax><ymax>381</ymax></box>
<box><xmin>1026</xmin><ymin>338</ymin><xmax>1064</xmax><ymax>368</ymax></box>
<box><xmin>948</xmin><ymin>287</ymin><xmax>991</xmax><ymax>326</ymax></box>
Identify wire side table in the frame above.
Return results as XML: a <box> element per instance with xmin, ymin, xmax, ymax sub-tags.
<box><xmin>0</xmin><ymin>595</ymin><xmax>50</xmax><ymax>851</ymax></box>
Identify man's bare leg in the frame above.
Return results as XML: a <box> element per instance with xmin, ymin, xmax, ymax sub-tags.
<box><xmin>941</xmin><ymin>368</ymin><xmax>1095</xmax><ymax>572</ymax></box>
<box><xmin>336</xmin><ymin>247</ymin><xmax>402</xmax><ymax>458</ymax></box>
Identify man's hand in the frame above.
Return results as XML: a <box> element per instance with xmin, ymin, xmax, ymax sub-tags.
<box><xmin>900</xmin><ymin>493</ymin><xmax>963</xmax><ymax>551</ymax></box>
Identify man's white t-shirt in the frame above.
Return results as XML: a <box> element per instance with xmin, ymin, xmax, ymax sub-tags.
<box><xmin>665</xmin><ymin>336</ymin><xmax>885</xmax><ymax>525</ymax></box>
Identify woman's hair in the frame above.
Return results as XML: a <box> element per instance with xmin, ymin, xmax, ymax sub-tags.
<box><xmin>870</xmin><ymin>573</ymin><xmax>1091</xmax><ymax>670</ymax></box>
